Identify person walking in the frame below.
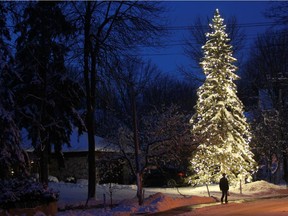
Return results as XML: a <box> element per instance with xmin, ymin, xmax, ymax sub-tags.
<box><xmin>219</xmin><ymin>173</ymin><xmax>229</xmax><ymax>203</ymax></box>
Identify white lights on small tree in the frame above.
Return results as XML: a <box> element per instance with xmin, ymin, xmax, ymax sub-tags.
<box><xmin>189</xmin><ymin>9</ymin><xmax>257</xmax><ymax>186</ymax></box>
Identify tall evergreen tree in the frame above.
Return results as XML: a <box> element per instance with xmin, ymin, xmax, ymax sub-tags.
<box><xmin>14</xmin><ymin>2</ymin><xmax>84</xmax><ymax>185</ymax></box>
<box><xmin>189</xmin><ymin>9</ymin><xmax>257</xmax><ymax>185</ymax></box>
<box><xmin>0</xmin><ymin>2</ymin><xmax>27</xmax><ymax>179</ymax></box>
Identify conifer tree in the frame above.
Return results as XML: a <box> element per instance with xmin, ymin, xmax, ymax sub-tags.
<box><xmin>14</xmin><ymin>2</ymin><xmax>84</xmax><ymax>184</ymax></box>
<box><xmin>0</xmin><ymin>2</ymin><xmax>27</xmax><ymax>178</ymax></box>
<box><xmin>189</xmin><ymin>9</ymin><xmax>257</xmax><ymax>185</ymax></box>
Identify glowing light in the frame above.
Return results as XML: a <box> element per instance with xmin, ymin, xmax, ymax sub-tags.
<box><xmin>188</xmin><ymin>9</ymin><xmax>257</xmax><ymax>185</ymax></box>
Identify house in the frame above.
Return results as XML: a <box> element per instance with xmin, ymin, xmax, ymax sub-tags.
<box><xmin>22</xmin><ymin>129</ymin><xmax>132</xmax><ymax>184</ymax></box>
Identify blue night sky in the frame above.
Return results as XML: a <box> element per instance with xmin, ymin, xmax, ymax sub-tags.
<box><xmin>140</xmin><ymin>1</ymin><xmax>273</xmax><ymax>78</ymax></box>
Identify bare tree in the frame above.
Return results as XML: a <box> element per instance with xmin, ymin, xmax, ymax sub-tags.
<box><xmin>251</xmin><ymin>110</ymin><xmax>286</xmax><ymax>184</ymax></box>
<box><xmin>67</xmin><ymin>1</ymin><xmax>166</xmax><ymax>200</ymax></box>
<box><xmin>265</xmin><ymin>1</ymin><xmax>288</xmax><ymax>26</ymax></box>
<box><xmin>115</xmin><ymin>106</ymin><xmax>193</xmax><ymax>205</ymax></box>
<box><xmin>243</xmin><ymin>29</ymin><xmax>288</xmax><ymax>185</ymax></box>
<box><xmin>105</xmin><ymin>58</ymin><xmax>195</xmax><ymax>205</ymax></box>
<box><xmin>142</xmin><ymin>75</ymin><xmax>197</xmax><ymax>113</ymax></box>
<box><xmin>243</xmin><ymin>29</ymin><xmax>288</xmax><ymax>107</ymax></box>
<box><xmin>110</xmin><ymin>58</ymin><xmax>159</xmax><ymax>205</ymax></box>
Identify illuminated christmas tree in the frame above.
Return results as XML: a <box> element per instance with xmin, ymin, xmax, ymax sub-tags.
<box><xmin>189</xmin><ymin>9</ymin><xmax>257</xmax><ymax>185</ymax></box>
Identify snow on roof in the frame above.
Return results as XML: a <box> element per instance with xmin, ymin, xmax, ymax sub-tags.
<box><xmin>21</xmin><ymin>128</ymin><xmax>119</xmax><ymax>153</ymax></box>
<box><xmin>62</xmin><ymin>129</ymin><xmax>119</xmax><ymax>153</ymax></box>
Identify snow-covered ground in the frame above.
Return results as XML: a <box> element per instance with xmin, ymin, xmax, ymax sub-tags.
<box><xmin>49</xmin><ymin>180</ymin><xmax>288</xmax><ymax>216</ymax></box>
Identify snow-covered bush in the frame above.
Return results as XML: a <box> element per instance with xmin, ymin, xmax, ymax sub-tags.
<box><xmin>48</xmin><ymin>175</ymin><xmax>59</xmax><ymax>183</ymax></box>
<box><xmin>0</xmin><ymin>177</ymin><xmax>59</xmax><ymax>209</ymax></box>
<box><xmin>65</xmin><ymin>176</ymin><xmax>76</xmax><ymax>184</ymax></box>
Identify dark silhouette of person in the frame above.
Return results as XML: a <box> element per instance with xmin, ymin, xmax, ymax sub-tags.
<box><xmin>219</xmin><ymin>173</ymin><xmax>229</xmax><ymax>203</ymax></box>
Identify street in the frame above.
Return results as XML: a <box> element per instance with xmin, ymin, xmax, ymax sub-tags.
<box><xmin>149</xmin><ymin>196</ymin><xmax>288</xmax><ymax>216</ymax></box>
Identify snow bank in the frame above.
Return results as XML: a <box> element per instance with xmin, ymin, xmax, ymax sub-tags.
<box><xmin>115</xmin><ymin>192</ymin><xmax>215</xmax><ymax>214</ymax></box>
<box><xmin>241</xmin><ymin>180</ymin><xmax>286</xmax><ymax>194</ymax></box>
<box><xmin>142</xmin><ymin>192</ymin><xmax>215</xmax><ymax>213</ymax></box>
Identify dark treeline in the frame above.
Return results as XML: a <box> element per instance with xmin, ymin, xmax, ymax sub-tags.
<box><xmin>239</xmin><ymin>3</ymin><xmax>288</xmax><ymax>184</ymax></box>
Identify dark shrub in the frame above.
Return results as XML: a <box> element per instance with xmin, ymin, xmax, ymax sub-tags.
<box><xmin>0</xmin><ymin>177</ymin><xmax>59</xmax><ymax>209</ymax></box>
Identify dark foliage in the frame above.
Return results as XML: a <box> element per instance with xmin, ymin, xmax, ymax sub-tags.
<box><xmin>0</xmin><ymin>177</ymin><xmax>59</xmax><ymax>209</ymax></box>
<box><xmin>13</xmin><ymin>1</ymin><xmax>85</xmax><ymax>183</ymax></box>
<box><xmin>0</xmin><ymin>2</ymin><xmax>28</xmax><ymax>179</ymax></box>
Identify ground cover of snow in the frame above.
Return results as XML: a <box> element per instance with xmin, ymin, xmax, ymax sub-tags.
<box><xmin>48</xmin><ymin>180</ymin><xmax>288</xmax><ymax>216</ymax></box>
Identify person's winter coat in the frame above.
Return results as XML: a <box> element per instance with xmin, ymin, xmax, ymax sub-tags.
<box><xmin>219</xmin><ymin>176</ymin><xmax>229</xmax><ymax>191</ymax></box>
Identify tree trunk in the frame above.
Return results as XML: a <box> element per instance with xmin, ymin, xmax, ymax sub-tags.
<box><xmin>87</xmin><ymin>108</ymin><xmax>96</xmax><ymax>199</ymax></box>
<box><xmin>131</xmin><ymin>86</ymin><xmax>143</xmax><ymax>205</ymax></box>
<box><xmin>39</xmin><ymin>144</ymin><xmax>49</xmax><ymax>187</ymax></box>
<box><xmin>205</xmin><ymin>184</ymin><xmax>210</xmax><ymax>197</ymax></box>
<box><xmin>282</xmin><ymin>152</ymin><xmax>288</xmax><ymax>186</ymax></box>
<box><xmin>279</xmin><ymin>89</ymin><xmax>288</xmax><ymax>187</ymax></box>
<box><xmin>84</xmin><ymin>1</ymin><xmax>96</xmax><ymax>199</ymax></box>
